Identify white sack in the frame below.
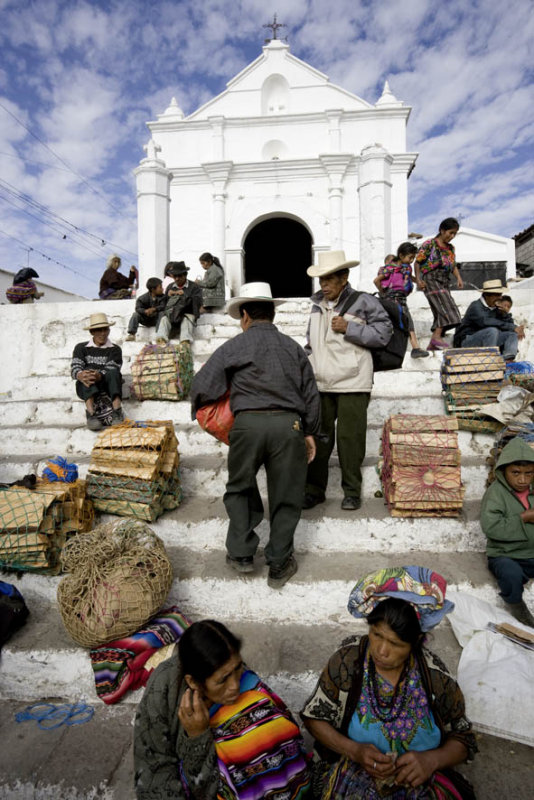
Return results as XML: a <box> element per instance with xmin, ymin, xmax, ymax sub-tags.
<box><xmin>447</xmin><ymin>591</ymin><xmax>534</xmax><ymax>746</ymax></box>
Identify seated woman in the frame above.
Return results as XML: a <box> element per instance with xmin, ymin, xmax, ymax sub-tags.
<box><xmin>134</xmin><ymin>619</ymin><xmax>312</xmax><ymax>799</ymax></box>
<box><xmin>196</xmin><ymin>251</ymin><xmax>225</xmax><ymax>311</ymax></box>
<box><xmin>301</xmin><ymin>566</ymin><xmax>477</xmax><ymax>799</ymax></box>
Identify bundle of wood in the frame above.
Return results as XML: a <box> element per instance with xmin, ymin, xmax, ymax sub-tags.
<box><xmin>486</xmin><ymin>422</ymin><xmax>534</xmax><ymax>485</ymax></box>
<box><xmin>441</xmin><ymin>347</ymin><xmax>505</xmax><ymax>433</ymax></box>
<box><xmin>131</xmin><ymin>342</ymin><xmax>193</xmax><ymax>401</ymax></box>
<box><xmin>381</xmin><ymin>415</ymin><xmax>464</xmax><ymax>517</ymax></box>
<box><xmin>86</xmin><ymin>420</ymin><xmax>182</xmax><ymax>521</ymax></box>
<box><xmin>0</xmin><ymin>479</ymin><xmax>93</xmax><ymax>572</ymax></box>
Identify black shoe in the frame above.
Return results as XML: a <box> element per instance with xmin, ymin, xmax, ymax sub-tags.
<box><xmin>111</xmin><ymin>407</ymin><xmax>125</xmax><ymax>426</ymax></box>
<box><xmin>411</xmin><ymin>348</ymin><xmax>430</xmax><ymax>359</ymax></box>
<box><xmin>302</xmin><ymin>493</ymin><xmax>325</xmax><ymax>510</ymax></box>
<box><xmin>226</xmin><ymin>554</ymin><xmax>254</xmax><ymax>574</ymax></box>
<box><xmin>341</xmin><ymin>496</ymin><xmax>361</xmax><ymax>510</ymax></box>
<box><xmin>86</xmin><ymin>411</ymin><xmax>103</xmax><ymax>432</ymax></box>
<box><xmin>267</xmin><ymin>555</ymin><xmax>298</xmax><ymax>589</ymax></box>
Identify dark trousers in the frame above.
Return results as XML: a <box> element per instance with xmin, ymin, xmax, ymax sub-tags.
<box><xmin>224</xmin><ymin>411</ymin><xmax>307</xmax><ymax>567</ymax></box>
<box><xmin>306</xmin><ymin>392</ymin><xmax>370</xmax><ymax>500</ymax></box>
<box><xmin>75</xmin><ymin>370</ymin><xmax>122</xmax><ymax>402</ymax></box>
<box><xmin>488</xmin><ymin>556</ymin><xmax>534</xmax><ymax>604</ymax></box>
<box><xmin>127</xmin><ymin>311</ymin><xmax>158</xmax><ymax>334</ymax></box>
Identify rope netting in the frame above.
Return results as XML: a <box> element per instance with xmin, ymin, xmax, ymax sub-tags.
<box><xmin>57</xmin><ymin>518</ymin><xmax>173</xmax><ymax>647</ymax></box>
<box><xmin>486</xmin><ymin>422</ymin><xmax>534</xmax><ymax>486</ymax></box>
<box><xmin>441</xmin><ymin>347</ymin><xmax>505</xmax><ymax>434</ymax></box>
<box><xmin>380</xmin><ymin>415</ymin><xmax>464</xmax><ymax>517</ymax></box>
<box><xmin>0</xmin><ymin>479</ymin><xmax>93</xmax><ymax>573</ymax></box>
<box><xmin>86</xmin><ymin>420</ymin><xmax>182</xmax><ymax>521</ymax></box>
<box><xmin>131</xmin><ymin>342</ymin><xmax>193</xmax><ymax>401</ymax></box>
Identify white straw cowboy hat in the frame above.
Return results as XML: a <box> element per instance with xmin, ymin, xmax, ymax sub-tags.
<box><xmin>307</xmin><ymin>250</ymin><xmax>360</xmax><ymax>278</ymax></box>
<box><xmin>226</xmin><ymin>282</ymin><xmax>285</xmax><ymax>320</ymax></box>
<box><xmin>83</xmin><ymin>312</ymin><xmax>116</xmax><ymax>330</ymax></box>
<box><xmin>480</xmin><ymin>279</ymin><xmax>506</xmax><ymax>294</ymax></box>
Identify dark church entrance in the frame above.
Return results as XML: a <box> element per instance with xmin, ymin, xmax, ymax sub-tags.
<box><xmin>243</xmin><ymin>217</ymin><xmax>313</xmax><ymax>297</ymax></box>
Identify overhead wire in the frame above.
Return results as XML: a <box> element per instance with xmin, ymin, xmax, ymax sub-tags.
<box><xmin>0</xmin><ymin>227</ymin><xmax>97</xmax><ymax>285</ymax></box>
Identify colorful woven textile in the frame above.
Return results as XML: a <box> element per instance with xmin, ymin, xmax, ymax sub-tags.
<box><xmin>377</xmin><ymin>263</ymin><xmax>413</xmax><ymax>295</ymax></box>
<box><xmin>415</xmin><ymin>238</ymin><xmax>456</xmax><ymax>276</ymax></box>
<box><xmin>207</xmin><ymin>669</ymin><xmax>311</xmax><ymax>799</ymax></box>
<box><xmin>6</xmin><ymin>280</ymin><xmax>37</xmax><ymax>303</ymax></box>
<box><xmin>348</xmin><ymin>566</ymin><xmax>454</xmax><ymax>632</ymax></box>
<box><xmin>90</xmin><ymin>606</ymin><xmax>190</xmax><ymax>704</ymax></box>
<box><xmin>42</xmin><ymin>457</ymin><xmax>78</xmax><ymax>483</ymax></box>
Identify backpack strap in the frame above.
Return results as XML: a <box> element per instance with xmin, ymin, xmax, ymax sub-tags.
<box><xmin>336</xmin><ymin>289</ymin><xmax>361</xmax><ymax>317</ymax></box>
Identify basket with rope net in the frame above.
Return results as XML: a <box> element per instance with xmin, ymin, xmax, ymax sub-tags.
<box><xmin>441</xmin><ymin>347</ymin><xmax>505</xmax><ymax>434</ymax></box>
<box><xmin>85</xmin><ymin>420</ymin><xmax>182</xmax><ymax>521</ymax></box>
<box><xmin>0</xmin><ymin>479</ymin><xmax>93</xmax><ymax>573</ymax></box>
<box><xmin>380</xmin><ymin>415</ymin><xmax>464</xmax><ymax>517</ymax></box>
<box><xmin>131</xmin><ymin>342</ymin><xmax>193</xmax><ymax>401</ymax></box>
<box><xmin>57</xmin><ymin>518</ymin><xmax>173</xmax><ymax>647</ymax></box>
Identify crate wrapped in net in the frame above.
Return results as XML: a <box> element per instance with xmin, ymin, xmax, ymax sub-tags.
<box><xmin>131</xmin><ymin>342</ymin><xmax>193</xmax><ymax>401</ymax></box>
<box><xmin>57</xmin><ymin>518</ymin><xmax>173</xmax><ymax>647</ymax></box>
<box><xmin>380</xmin><ymin>414</ymin><xmax>464</xmax><ymax>517</ymax></box>
<box><xmin>0</xmin><ymin>478</ymin><xmax>93</xmax><ymax>573</ymax></box>
<box><xmin>441</xmin><ymin>347</ymin><xmax>506</xmax><ymax>434</ymax></box>
<box><xmin>86</xmin><ymin>420</ymin><xmax>182</xmax><ymax>520</ymax></box>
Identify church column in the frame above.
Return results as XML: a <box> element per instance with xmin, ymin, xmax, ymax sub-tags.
<box><xmin>358</xmin><ymin>144</ymin><xmax>393</xmax><ymax>290</ymax></box>
<box><xmin>209</xmin><ymin>116</ymin><xmax>225</xmax><ymax>161</ymax></box>
<box><xmin>202</xmin><ymin>160</ymin><xmax>233</xmax><ymax>271</ymax></box>
<box><xmin>325</xmin><ymin>110</ymin><xmax>343</xmax><ymax>152</ymax></box>
<box><xmin>319</xmin><ymin>154</ymin><xmax>353</xmax><ymax>251</ymax></box>
<box><xmin>134</xmin><ymin>139</ymin><xmax>171</xmax><ymax>288</ymax></box>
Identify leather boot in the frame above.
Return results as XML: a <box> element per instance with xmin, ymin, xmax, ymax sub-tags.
<box><xmin>507</xmin><ymin>600</ymin><xmax>534</xmax><ymax>628</ymax></box>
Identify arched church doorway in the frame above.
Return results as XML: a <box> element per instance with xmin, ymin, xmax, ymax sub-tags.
<box><xmin>243</xmin><ymin>217</ymin><xmax>313</xmax><ymax>298</ymax></box>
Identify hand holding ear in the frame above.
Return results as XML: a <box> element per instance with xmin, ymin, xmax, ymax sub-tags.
<box><xmin>178</xmin><ymin>686</ymin><xmax>210</xmax><ymax>738</ymax></box>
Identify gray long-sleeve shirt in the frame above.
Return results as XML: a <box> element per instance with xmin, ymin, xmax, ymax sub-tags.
<box><xmin>190</xmin><ymin>321</ymin><xmax>321</xmax><ymax>436</ymax></box>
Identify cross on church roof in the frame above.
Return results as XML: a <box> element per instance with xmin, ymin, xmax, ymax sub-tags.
<box><xmin>263</xmin><ymin>13</ymin><xmax>287</xmax><ymax>43</ymax></box>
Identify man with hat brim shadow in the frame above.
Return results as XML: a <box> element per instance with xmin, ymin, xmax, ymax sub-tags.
<box><xmin>303</xmin><ymin>251</ymin><xmax>393</xmax><ymax>512</ymax></box>
<box><xmin>453</xmin><ymin>279</ymin><xmax>524</xmax><ymax>360</ymax></box>
<box><xmin>190</xmin><ymin>282</ymin><xmax>321</xmax><ymax>589</ymax></box>
<box><xmin>154</xmin><ymin>262</ymin><xmax>202</xmax><ymax>346</ymax></box>
<box><xmin>71</xmin><ymin>313</ymin><xmax>125</xmax><ymax>431</ymax></box>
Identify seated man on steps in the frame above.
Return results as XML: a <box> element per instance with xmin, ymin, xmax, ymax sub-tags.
<box><xmin>125</xmin><ymin>277</ymin><xmax>166</xmax><ymax>341</ymax></box>
<box><xmin>303</xmin><ymin>251</ymin><xmax>392</xmax><ymax>512</ymax></box>
<box><xmin>190</xmin><ymin>282</ymin><xmax>321</xmax><ymax>589</ymax></box>
<box><xmin>71</xmin><ymin>312</ymin><xmax>125</xmax><ymax>431</ymax></box>
<box><xmin>453</xmin><ymin>279</ymin><xmax>524</xmax><ymax>361</ymax></box>
<box><xmin>154</xmin><ymin>262</ymin><xmax>202</xmax><ymax>347</ymax></box>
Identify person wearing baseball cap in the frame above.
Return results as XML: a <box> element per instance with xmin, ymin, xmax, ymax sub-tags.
<box><xmin>71</xmin><ymin>313</ymin><xmax>125</xmax><ymax>430</ymax></box>
<box><xmin>453</xmin><ymin>279</ymin><xmax>524</xmax><ymax>360</ymax></box>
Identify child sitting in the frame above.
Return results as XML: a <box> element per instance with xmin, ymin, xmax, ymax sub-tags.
<box><xmin>481</xmin><ymin>436</ymin><xmax>534</xmax><ymax>627</ymax></box>
<box><xmin>374</xmin><ymin>243</ymin><xmax>429</xmax><ymax>358</ymax></box>
<box><xmin>125</xmin><ymin>277</ymin><xmax>166</xmax><ymax>341</ymax></box>
<box><xmin>495</xmin><ymin>295</ymin><xmax>525</xmax><ymax>348</ymax></box>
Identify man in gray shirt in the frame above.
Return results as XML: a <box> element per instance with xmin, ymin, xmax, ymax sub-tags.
<box><xmin>191</xmin><ymin>282</ymin><xmax>320</xmax><ymax>589</ymax></box>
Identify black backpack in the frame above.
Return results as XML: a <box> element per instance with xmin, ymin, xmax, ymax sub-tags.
<box><xmin>338</xmin><ymin>290</ymin><xmax>409</xmax><ymax>372</ymax></box>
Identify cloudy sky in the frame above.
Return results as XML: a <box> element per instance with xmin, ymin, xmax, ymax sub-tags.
<box><xmin>0</xmin><ymin>0</ymin><xmax>532</xmax><ymax>297</ymax></box>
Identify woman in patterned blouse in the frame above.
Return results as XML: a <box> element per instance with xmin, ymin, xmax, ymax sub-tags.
<box><xmin>414</xmin><ymin>218</ymin><xmax>464</xmax><ymax>351</ymax></box>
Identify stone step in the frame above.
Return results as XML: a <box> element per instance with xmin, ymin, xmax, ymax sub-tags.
<box><xmin>0</xmin><ymin>451</ymin><xmax>489</xmax><ymax>500</ymax></box>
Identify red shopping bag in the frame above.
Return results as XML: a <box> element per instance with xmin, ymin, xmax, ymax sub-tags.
<box><xmin>195</xmin><ymin>390</ymin><xmax>234</xmax><ymax>445</ymax></box>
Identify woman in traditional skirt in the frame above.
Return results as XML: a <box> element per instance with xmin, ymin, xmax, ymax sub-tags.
<box><xmin>414</xmin><ymin>218</ymin><xmax>464</xmax><ymax>351</ymax></box>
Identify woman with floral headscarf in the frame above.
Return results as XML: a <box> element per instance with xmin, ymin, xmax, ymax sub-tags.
<box><xmin>301</xmin><ymin>566</ymin><xmax>477</xmax><ymax>799</ymax></box>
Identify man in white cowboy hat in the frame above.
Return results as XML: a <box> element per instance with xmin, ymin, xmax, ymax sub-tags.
<box><xmin>71</xmin><ymin>312</ymin><xmax>125</xmax><ymax>430</ymax></box>
<box><xmin>190</xmin><ymin>282</ymin><xmax>321</xmax><ymax>589</ymax></box>
<box><xmin>453</xmin><ymin>279</ymin><xmax>524</xmax><ymax>360</ymax></box>
<box><xmin>303</xmin><ymin>250</ymin><xmax>392</xmax><ymax>511</ymax></box>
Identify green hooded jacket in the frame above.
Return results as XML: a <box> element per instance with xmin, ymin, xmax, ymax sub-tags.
<box><xmin>480</xmin><ymin>437</ymin><xmax>534</xmax><ymax>559</ymax></box>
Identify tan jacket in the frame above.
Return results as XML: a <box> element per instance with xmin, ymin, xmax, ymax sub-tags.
<box><xmin>306</xmin><ymin>284</ymin><xmax>393</xmax><ymax>393</ymax></box>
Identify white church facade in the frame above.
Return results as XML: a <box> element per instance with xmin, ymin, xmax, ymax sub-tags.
<box><xmin>135</xmin><ymin>37</ymin><xmax>514</xmax><ymax>295</ymax></box>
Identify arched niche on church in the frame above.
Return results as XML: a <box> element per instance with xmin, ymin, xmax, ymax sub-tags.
<box><xmin>261</xmin><ymin>139</ymin><xmax>289</xmax><ymax>160</ymax></box>
<box><xmin>261</xmin><ymin>74</ymin><xmax>290</xmax><ymax>115</ymax></box>
<box><xmin>243</xmin><ymin>214</ymin><xmax>313</xmax><ymax>298</ymax></box>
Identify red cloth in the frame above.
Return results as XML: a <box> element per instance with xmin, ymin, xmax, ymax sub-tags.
<box><xmin>196</xmin><ymin>390</ymin><xmax>234</xmax><ymax>445</ymax></box>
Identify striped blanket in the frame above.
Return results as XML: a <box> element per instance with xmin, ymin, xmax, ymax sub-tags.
<box><xmin>90</xmin><ymin>607</ymin><xmax>190</xmax><ymax>704</ymax></box>
<box><xmin>208</xmin><ymin>669</ymin><xmax>311</xmax><ymax>799</ymax></box>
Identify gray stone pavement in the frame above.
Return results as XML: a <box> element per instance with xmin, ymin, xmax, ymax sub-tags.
<box><xmin>1</xmin><ymin>698</ymin><xmax>533</xmax><ymax>799</ymax></box>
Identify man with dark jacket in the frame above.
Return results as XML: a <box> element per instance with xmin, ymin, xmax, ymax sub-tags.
<box><xmin>481</xmin><ymin>437</ymin><xmax>534</xmax><ymax>627</ymax></box>
<box><xmin>126</xmin><ymin>277</ymin><xmax>166</xmax><ymax>341</ymax></box>
<box><xmin>154</xmin><ymin>262</ymin><xmax>202</xmax><ymax>345</ymax></box>
<box><xmin>454</xmin><ymin>279</ymin><xmax>524</xmax><ymax>360</ymax></box>
<box><xmin>191</xmin><ymin>282</ymin><xmax>321</xmax><ymax>589</ymax></box>
<box><xmin>303</xmin><ymin>251</ymin><xmax>393</xmax><ymax>511</ymax></box>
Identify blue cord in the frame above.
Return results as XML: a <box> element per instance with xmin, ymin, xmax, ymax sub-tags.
<box><xmin>15</xmin><ymin>701</ymin><xmax>94</xmax><ymax>730</ymax></box>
